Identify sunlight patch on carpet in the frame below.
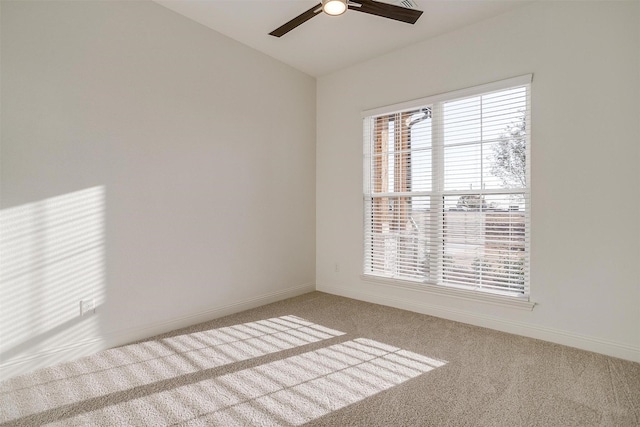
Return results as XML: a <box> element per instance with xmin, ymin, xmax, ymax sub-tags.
<box><xmin>56</xmin><ymin>338</ymin><xmax>446</xmax><ymax>426</ymax></box>
<box><xmin>0</xmin><ymin>316</ymin><xmax>345</xmax><ymax>423</ymax></box>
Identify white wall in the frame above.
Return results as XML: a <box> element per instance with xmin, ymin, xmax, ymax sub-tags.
<box><xmin>317</xmin><ymin>1</ymin><xmax>640</xmax><ymax>362</ymax></box>
<box><xmin>0</xmin><ymin>1</ymin><xmax>316</xmax><ymax>379</ymax></box>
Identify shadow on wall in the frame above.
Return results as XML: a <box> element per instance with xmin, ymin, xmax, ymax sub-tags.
<box><xmin>0</xmin><ymin>187</ymin><xmax>106</xmax><ymax>372</ymax></box>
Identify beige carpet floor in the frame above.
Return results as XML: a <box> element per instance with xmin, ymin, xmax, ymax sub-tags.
<box><xmin>0</xmin><ymin>291</ymin><xmax>639</xmax><ymax>426</ymax></box>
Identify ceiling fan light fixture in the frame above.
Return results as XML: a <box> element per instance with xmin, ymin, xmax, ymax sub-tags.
<box><xmin>269</xmin><ymin>0</ymin><xmax>423</xmax><ymax>37</ymax></box>
<box><xmin>322</xmin><ymin>0</ymin><xmax>347</xmax><ymax>16</ymax></box>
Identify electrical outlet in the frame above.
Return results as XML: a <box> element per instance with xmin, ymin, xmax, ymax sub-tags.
<box><xmin>80</xmin><ymin>299</ymin><xmax>95</xmax><ymax>316</ymax></box>
<box><xmin>334</xmin><ymin>263</ymin><xmax>340</xmax><ymax>273</ymax></box>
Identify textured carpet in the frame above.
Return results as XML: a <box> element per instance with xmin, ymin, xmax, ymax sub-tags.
<box><xmin>0</xmin><ymin>291</ymin><xmax>639</xmax><ymax>426</ymax></box>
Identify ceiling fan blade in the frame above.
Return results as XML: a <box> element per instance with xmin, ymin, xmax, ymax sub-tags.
<box><xmin>349</xmin><ymin>0</ymin><xmax>423</xmax><ymax>24</ymax></box>
<box><xmin>269</xmin><ymin>3</ymin><xmax>323</xmax><ymax>37</ymax></box>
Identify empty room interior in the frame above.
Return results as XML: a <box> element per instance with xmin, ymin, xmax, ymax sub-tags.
<box><xmin>1</xmin><ymin>0</ymin><xmax>639</xmax><ymax>425</ymax></box>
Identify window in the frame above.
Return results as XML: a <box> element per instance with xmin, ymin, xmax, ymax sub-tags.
<box><xmin>363</xmin><ymin>75</ymin><xmax>531</xmax><ymax>298</ymax></box>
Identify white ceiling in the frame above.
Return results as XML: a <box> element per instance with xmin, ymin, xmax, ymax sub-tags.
<box><xmin>154</xmin><ymin>0</ymin><xmax>532</xmax><ymax>77</ymax></box>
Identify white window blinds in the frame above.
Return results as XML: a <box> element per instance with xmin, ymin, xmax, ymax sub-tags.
<box><xmin>363</xmin><ymin>75</ymin><xmax>531</xmax><ymax>297</ymax></box>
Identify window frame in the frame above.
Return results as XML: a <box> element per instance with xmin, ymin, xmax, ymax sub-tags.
<box><xmin>362</xmin><ymin>75</ymin><xmax>534</xmax><ymax>310</ymax></box>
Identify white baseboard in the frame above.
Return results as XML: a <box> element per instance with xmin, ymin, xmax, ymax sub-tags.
<box><xmin>317</xmin><ymin>284</ymin><xmax>640</xmax><ymax>363</ymax></box>
<box><xmin>0</xmin><ymin>282</ymin><xmax>315</xmax><ymax>382</ymax></box>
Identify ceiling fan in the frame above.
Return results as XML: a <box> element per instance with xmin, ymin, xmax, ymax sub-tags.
<box><xmin>269</xmin><ymin>0</ymin><xmax>424</xmax><ymax>37</ymax></box>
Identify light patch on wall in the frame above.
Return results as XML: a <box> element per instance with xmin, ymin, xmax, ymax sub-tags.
<box><xmin>0</xmin><ymin>187</ymin><xmax>106</xmax><ymax>368</ymax></box>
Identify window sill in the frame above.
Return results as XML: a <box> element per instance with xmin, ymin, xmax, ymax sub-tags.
<box><xmin>360</xmin><ymin>274</ymin><xmax>536</xmax><ymax>311</ymax></box>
